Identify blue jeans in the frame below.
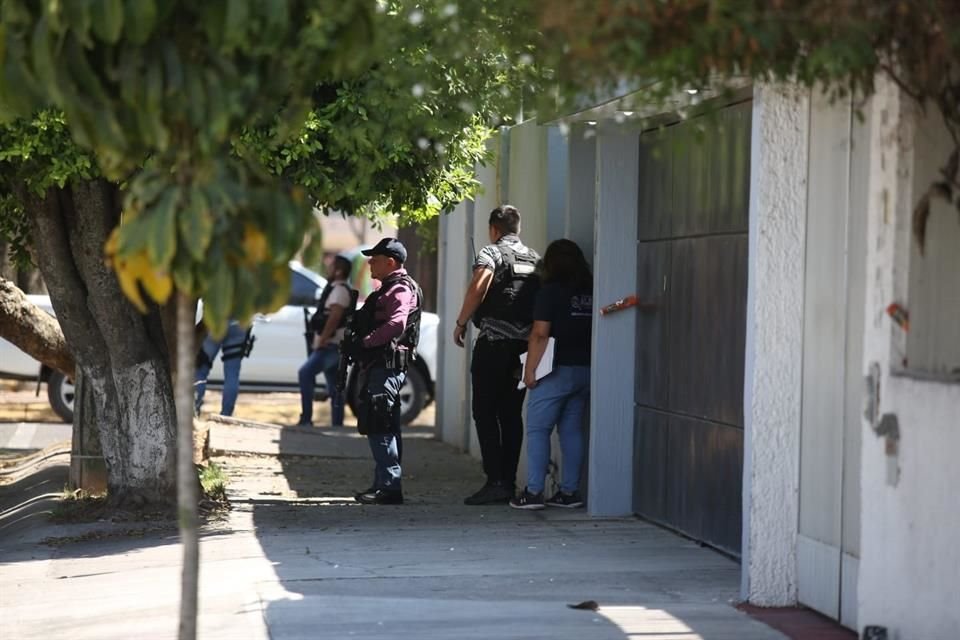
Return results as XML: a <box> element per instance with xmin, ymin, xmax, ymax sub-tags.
<box><xmin>525</xmin><ymin>365</ymin><xmax>591</xmax><ymax>495</ymax></box>
<box><xmin>297</xmin><ymin>345</ymin><xmax>344</xmax><ymax>425</ymax></box>
<box><xmin>195</xmin><ymin>321</ymin><xmax>248</xmax><ymax>416</ymax></box>
<box><xmin>359</xmin><ymin>365</ymin><xmax>406</xmax><ymax>491</ymax></box>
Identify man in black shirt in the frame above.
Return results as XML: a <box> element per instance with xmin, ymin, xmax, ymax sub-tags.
<box><xmin>452</xmin><ymin>205</ymin><xmax>541</xmax><ymax>505</ymax></box>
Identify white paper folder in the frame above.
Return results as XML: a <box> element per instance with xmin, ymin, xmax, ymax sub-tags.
<box><xmin>518</xmin><ymin>337</ymin><xmax>555</xmax><ymax>389</ymax></box>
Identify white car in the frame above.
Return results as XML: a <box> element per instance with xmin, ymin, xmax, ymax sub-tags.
<box><xmin>0</xmin><ymin>261</ymin><xmax>437</xmax><ymax>425</ymax></box>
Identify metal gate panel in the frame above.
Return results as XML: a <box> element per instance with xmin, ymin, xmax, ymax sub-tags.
<box><xmin>635</xmin><ymin>240</ymin><xmax>672</xmax><ymax>409</ymax></box>
<box><xmin>633</xmin><ymin>99</ymin><xmax>751</xmax><ymax>554</ymax></box>
<box><xmin>667</xmin><ymin>236</ymin><xmax>748</xmax><ymax>426</ymax></box>
<box><xmin>634</xmin><ymin>409</ymin><xmax>744</xmax><ymax>555</ymax></box>
<box><xmin>637</xmin><ymin>129</ymin><xmax>674</xmax><ymax>242</ymax></box>
<box><xmin>633</xmin><ymin>408</ymin><xmax>669</xmax><ymax>524</ymax></box>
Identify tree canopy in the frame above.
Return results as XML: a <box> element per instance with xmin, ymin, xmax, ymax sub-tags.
<box><xmin>0</xmin><ymin>0</ymin><xmax>541</xmax><ymax>335</ymax></box>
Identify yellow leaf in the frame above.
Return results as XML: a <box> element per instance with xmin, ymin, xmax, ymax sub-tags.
<box><xmin>242</xmin><ymin>224</ymin><xmax>268</xmax><ymax>263</ymax></box>
<box><xmin>140</xmin><ymin>266</ymin><xmax>173</xmax><ymax>305</ymax></box>
<box><xmin>114</xmin><ymin>257</ymin><xmax>148</xmax><ymax>313</ymax></box>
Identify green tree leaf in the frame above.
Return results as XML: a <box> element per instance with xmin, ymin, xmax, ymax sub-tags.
<box><xmin>145</xmin><ymin>187</ymin><xmax>179</xmax><ymax>268</ymax></box>
<box><xmin>91</xmin><ymin>0</ymin><xmax>125</xmax><ymax>44</ymax></box>
<box><xmin>203</xmin><ymin>260</ymin><xmax>234</xmax><ymax>338</ymax></box>
<box><xmin>124</xmin><ymin>0</ymin><xmax>157</xmax><ymax>45</ymax></box>
<box><xmin>180</xmin><ymin>188</ymin><xmax>214</xmax><ymax>261</ymax></box>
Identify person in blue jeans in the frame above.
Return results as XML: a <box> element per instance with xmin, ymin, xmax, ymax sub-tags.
<box><xmin>296</xmin><ymin>255</ymin><xmax>354</xmax><ymax>427</ymax></box>
<box><xmin>349</xmin><ymin>238</ymin><xmax>422</xmax><ymax>505</ymax></box>
<box><xmin>511</xmin><ymin>239</ymin><xmax>593</xmax><ymax>510</ymax></box>
<box><xmin>195</xmin><ymin>320</ymin><xmax>251</xmax><ymax>417</ymax></box>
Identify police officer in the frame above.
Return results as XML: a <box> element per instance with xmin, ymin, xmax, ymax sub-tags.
<box><xmin>350</xmin><ymin>238</ymin><xmax>422</xmax><ymax>505</ymax></box>
<box><xmin>194</xmin><ymin>320</ymin><xmax>252</xmax><ymax>417</ymax></box>
<box><xmin>295</xmin><ymin>255</ymin><xmax>354</xmax><ymax>428</ymax></box>
<box><xmin>453</xmin><ymin>205</ymin><xmax>540</xmax><ymax>505</ymax></box>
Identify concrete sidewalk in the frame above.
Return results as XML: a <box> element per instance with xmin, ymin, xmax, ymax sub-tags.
<box><xmin>0</xmin><ymin>421</ymin><xmax>785</xmax><ymax>640</ymax></box>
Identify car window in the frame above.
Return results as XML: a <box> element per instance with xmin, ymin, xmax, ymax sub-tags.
<box><xmin>289</xmin><ymin>271</ymin><xmax>320</xmax><ymax>307</ymax></box>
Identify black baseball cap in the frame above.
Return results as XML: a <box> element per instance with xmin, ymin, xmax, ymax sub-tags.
<box><xmin>361</xmin><ymin>237</ymin><xmax>407</xmax><ymax>264</ymax></box>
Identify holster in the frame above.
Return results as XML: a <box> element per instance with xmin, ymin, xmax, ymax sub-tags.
<box><xmin>387</xmin><ymin>349</ymin><xmax>411</xmax><ymax>371</ymax></box>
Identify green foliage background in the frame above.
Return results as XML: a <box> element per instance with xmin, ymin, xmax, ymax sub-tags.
<box><xmin>0</xmin><ymin>0</ymin><xmax>543</xmax><ymax>335</ymax></box>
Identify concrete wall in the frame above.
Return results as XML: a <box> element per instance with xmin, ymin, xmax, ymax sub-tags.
<box><xmin>434</xmin><ymin>123</ymin><xmax>561</xmax><ymax>471</ymax></box>
<box><xmin>506</xmin><ymin>120</ymin><xmax>549</xmax><ymax>252</ymax></box>
<box><xmin>795</xmin><ymin>89</ymin><xmax>869</xmax><ymax>629</ymax></box>
<box><xmin>741</xmin><ymin>83</ymin><xmax>809</xmax><ymax>605</ymax></box>
<box><xmin>436</xmin><ymin>202</ymin><xmax>473</xmax><ymax>451</ymax></box>
<box><xmin>565</xmin><ymin>127</ymin><xmax>597</xmax><ymax>256</ymax></box>
<box><xmin>857</xmin><ymin>79</ymin><xmax>960</xmax><ymax>638</ymax></box>
<box><xmin>588</xmin><ymin>126</ymin><xmax>639</xmax><ymax>516</ymax></box>
<box><xmin>435</xmin><ymin>134</ymin><xmax>507</xmax><ymax>458</ymax></box>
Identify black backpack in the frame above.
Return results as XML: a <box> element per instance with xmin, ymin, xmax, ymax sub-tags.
<box><xmin>473</xmin><ymin>244</ymin><xmax>540</xmax><ymax>327</ymax></box>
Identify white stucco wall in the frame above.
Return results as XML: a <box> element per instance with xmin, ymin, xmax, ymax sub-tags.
<box><xmin>857</xmin><ymin>79</ymin><xmax>960</xmax><ymax>638</ymax></box>
<box><xmin>506</xmin><ymin>120</ymin><xmax>549</xmax><ymax>253</ymax></box>
<box><xmin>742</xmin><ymin>83</ymin><xmax>809</xmax><ymax>605</ymax></box>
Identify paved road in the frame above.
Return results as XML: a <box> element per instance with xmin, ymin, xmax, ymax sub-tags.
<box><xmin>0</xmin><ymin>422</ymin><xmax>70</xmax><ymax>451</ymax></box>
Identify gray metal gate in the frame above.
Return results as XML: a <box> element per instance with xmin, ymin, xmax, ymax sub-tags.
<box><xmin>633</xmin><ymin>100</ymin><xmax>751</xmax><ymax>554</ymax></box>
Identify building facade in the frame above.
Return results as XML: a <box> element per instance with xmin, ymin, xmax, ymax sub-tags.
<box><xmin>434</xmin><ymin>79</ymin><xmax>959</xmax><ymax>637</ymax></box>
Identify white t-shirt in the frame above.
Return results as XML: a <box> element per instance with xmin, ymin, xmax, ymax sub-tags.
<box><xmin>322</xmin><ymin>281</ymin><xmax>351</xmax><ymax>344</ymax></box>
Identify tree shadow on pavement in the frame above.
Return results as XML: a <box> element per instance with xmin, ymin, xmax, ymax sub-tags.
<box><xmin>228</xmin><ymin>423</ymin><xmax>778</xmax><ymax>640</ymax></box>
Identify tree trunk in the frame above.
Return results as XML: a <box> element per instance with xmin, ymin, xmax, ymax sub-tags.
<box><xmin>176</xmin><ymin>292</ymin><xmax>199</xmax><ymax>640</ymax></box>
<box><xmin>27</xmin><ymin>180</ymin><xmax>177</xmax><ymax>506</ymax></box>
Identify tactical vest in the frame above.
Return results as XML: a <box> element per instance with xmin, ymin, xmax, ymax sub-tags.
<box><xmin>354</xmin><ymin>272</ymin><xmax>422</xmax><ymax>367</ymax></box>
<box><xmin>473</xmin><ymin>243</ymin><xmax>540</xmax><ymax>328</ymax></box>
<box><xmin>309</xmin><ymin>281</ymin><xmax>354</xmax><ymax>333</ymax></box>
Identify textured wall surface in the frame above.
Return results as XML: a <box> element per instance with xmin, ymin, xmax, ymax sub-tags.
<box><xmin>857</xmin><ymin>79</ymin><xmax>960</xmax><ymax>638</ymax></box>
<box><xmin>742</xmin><ymin>83</ymin><xmax>809</xmax><ymax>604</ymax></box>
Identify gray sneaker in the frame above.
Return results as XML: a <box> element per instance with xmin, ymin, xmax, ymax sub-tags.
<box><xmin>546</xmin><ymin>491</ymin><xmax>584</xmax><ymax>508</ymax></box>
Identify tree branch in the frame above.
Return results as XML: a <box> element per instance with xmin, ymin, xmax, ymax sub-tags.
<box><xmin>0</xmin><ymin>276</ymin><xmax>74</xmax><ymax>377</ymax></box>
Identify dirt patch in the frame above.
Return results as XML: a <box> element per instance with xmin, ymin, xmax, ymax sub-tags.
<box><xmin>49</xmin><ymin>490</ymin><xmax>174</xmax><ymax>525</ymax></box>
<box><xmin>0</xmin><ymin>380</ymin><xmax>60</xmax><ymax>423</ymax></box>
<box><xmin>41</xmin><ymin>523</ymin><xmax>178</xmax><ymax>547</ymax></box>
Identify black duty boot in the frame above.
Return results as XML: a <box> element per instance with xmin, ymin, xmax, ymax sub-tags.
<box><xmin>464</xmin><ymin>481</ymin><xmax>512</xmax><ymax>505</ymax></box>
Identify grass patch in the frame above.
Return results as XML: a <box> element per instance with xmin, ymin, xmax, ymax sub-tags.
<box><xmin>47</xmin><ymin>465</ymin><xmax>230</xmax><ymax>528</ymax></box>
<box><xmin>199</xmin><ymin>461</ymin><xmax>228</xmax><ymax>503</ymax></box>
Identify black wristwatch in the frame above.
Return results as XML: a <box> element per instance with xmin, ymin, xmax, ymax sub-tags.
<box><xmin>455</xmin><ymin>319</ymin><xmax>467</xmax><ymax>329</ymax></box>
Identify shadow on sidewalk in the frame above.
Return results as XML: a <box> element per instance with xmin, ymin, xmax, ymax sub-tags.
<box><xmin>228</xmin><ymin>423</ymin><xmax>779</xmax><ymax>640</ymax></box>
<box><xmin>0</xmin><ymin>447</ymin><xmax>70</xmax><ymax>544</ymax></box>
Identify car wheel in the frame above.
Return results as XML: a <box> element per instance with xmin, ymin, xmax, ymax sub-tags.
<box><xmin>347</xmin><ymin>365</ymin><xmax>428</xmax><ymax>426</ymax></box>
<box><xmin>47</xmin><ymin>371</ymin><xmax>75</xmax><ymax>423</ymax></box>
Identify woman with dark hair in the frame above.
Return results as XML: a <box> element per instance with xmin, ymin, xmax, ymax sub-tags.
<box><xmin>511</xmin><ymin>239</ymin><xmax>593</xmax><ymax>510</ymax></box>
